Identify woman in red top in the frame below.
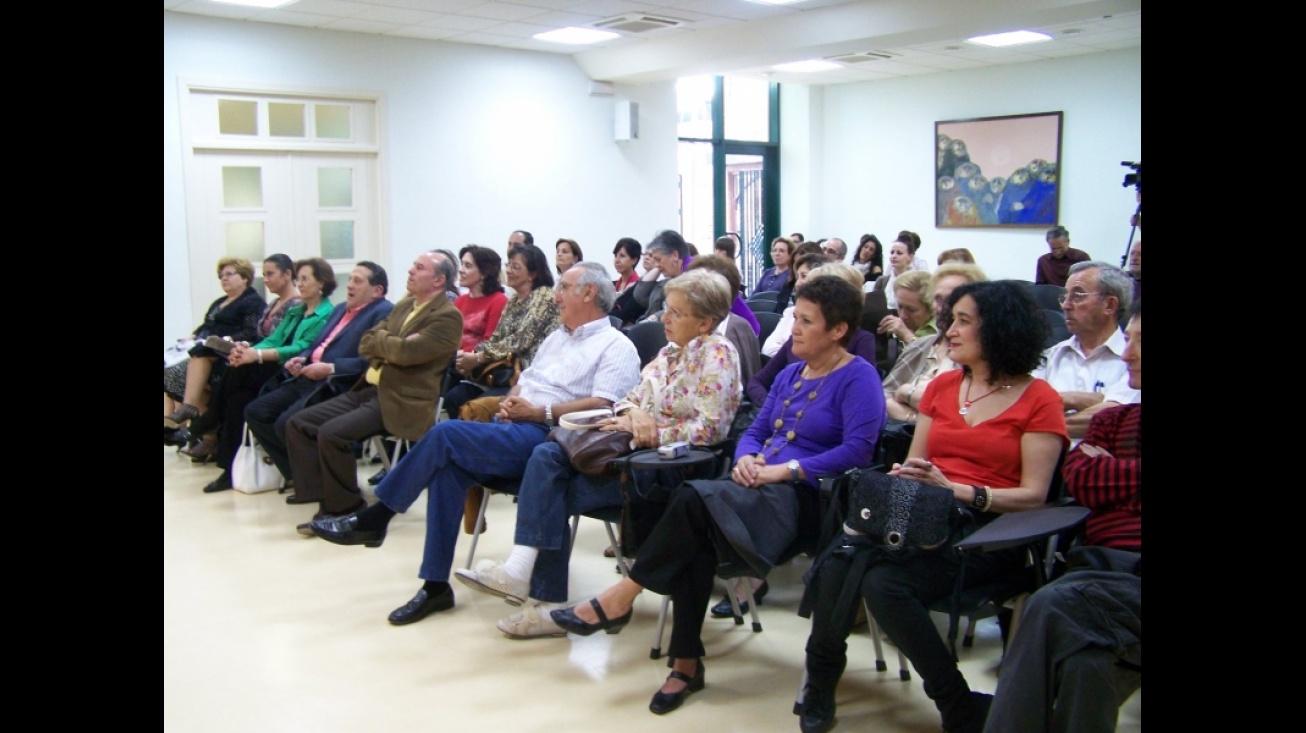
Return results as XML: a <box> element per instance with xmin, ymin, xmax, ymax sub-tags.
<box><xmin>453</xmin><ymin>245</ymin><xmax>508</xmax><ymax>353</ymax></box>
<box><xmin>612</xmin><ymin>237</ymin><xmax>641</xmax><ymax>294</ymax></box>
<box><xmin>799</xmin><ymin>280</ymin><xmax>1067</xmax><ymax>733</ymax></box>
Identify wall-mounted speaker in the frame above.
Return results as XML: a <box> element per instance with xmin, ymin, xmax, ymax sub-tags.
<box><xmin>614</xmin><ymin>100</ymin><xmax>639</xmax><ymax>142</ymax></box>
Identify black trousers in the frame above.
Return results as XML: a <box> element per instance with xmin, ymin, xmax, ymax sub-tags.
<box><xmin>803</xmin><ymin>536</ymin><xmax>1021</xmax><ymax>723</ymax></box>
<box><xmin>628</xmin><ymin>483</ymin><xmax>719</xmax><ymax>660</ymax></box>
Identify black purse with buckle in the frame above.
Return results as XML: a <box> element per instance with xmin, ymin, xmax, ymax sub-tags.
<box><xmin>844</xmin><ymin>469</ymin><xmax>966</xmax><ymax>555</ymax></box>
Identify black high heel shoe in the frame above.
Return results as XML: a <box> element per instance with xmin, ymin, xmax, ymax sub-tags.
<box><xmin>649</xmin><ymin>659</ymin><xmax>705</xmax><ymax>715</ymax></box>
<box><xmin>549</xmin><ymin>598</ymin><xmax>633</xmax><ymax>636</ymax></box>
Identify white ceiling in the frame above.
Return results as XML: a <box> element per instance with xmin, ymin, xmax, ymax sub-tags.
<box><xmin>163</xmin><ymin>0</ymin><xmax>1142</xmax><ymax>86</ymax></box>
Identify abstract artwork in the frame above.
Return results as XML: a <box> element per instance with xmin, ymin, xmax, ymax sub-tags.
<box><xmin>935</xmin><ymin>111</ymin><xmax>1063</xmax><ymax>228</ymax></box>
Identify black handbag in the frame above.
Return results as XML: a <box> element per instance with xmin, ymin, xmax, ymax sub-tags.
<box><xmin>844</xmin><ymin>469</ymin><xmax>966</xmax><ymax>554</ymax></box>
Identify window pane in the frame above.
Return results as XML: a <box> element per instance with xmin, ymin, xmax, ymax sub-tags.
<box><xmin>318</xmin><ymin>167</ymin><xmax>353</xmax><ymax>207</ymax></box>
<box><xmin>677</xmin><ymin>141</ymin><xmax>714</xmax><ymax>249</ymax></box>
<box><xmin>225</xmin><ymin>221</ymin><xmax>265</xmax><ymax>262</ymax></box>
<box><xmin>222</xmin><ymin>167</ymin><xmax>263</xmax><ymax>208</ymax></box>
<box><xmin>725</xmin><ymin>154</ymin><xmax>766</xmax><ymax>288</ymax></box>
<box><xmin>269</xmin><ymin>102</ymin><xmax>306</xmax><ymax>137</ymax></box>
<box><xmin>315</xmin><ymin>104</ymin><xmax>351</xmax><ymax>139</ymax></box>
<box><xmin>676</xmin><ymin>76</ymin><xmax>715</xmax><ymax>140</ymax></box>
<box><xmin>320</xmin><ymin>220</ymin><xmax>355</xmax><ymax>260</ymax></box>
<box><xmin>218</xmin><ymin>99</ymin><xmax>258</xmax><ymax>136</ymax></box>
<box><xmin>723</xmin><ymin>77</ymin><xmax>769</xmax><ymax>143</ymax></box>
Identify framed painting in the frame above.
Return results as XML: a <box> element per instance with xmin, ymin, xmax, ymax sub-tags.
<box><xmin>935</xmin><ymin>111</ymin><xmax>1063</xmax><ymax>228</ymax></box>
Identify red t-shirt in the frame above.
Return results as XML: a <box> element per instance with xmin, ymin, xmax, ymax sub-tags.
<box><xmin>918</xmin><ymin>370</ymin><xmax>1068</xmax><ymax>489</ymax></box>
<box><xmin>454</xmin><ymin>292</ymin><xmax>509</xmax><ymax>352</ymax></box>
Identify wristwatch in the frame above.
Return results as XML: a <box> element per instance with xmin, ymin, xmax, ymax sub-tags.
<box><xmin>787</xmin><ymin>459</ymin><xmax>801</xmax><ymax>482</ymax></box>
<box><xmin>544</xmin><ymin>404</ymin><xmax>554</xmax><ymax>426</ymax></box>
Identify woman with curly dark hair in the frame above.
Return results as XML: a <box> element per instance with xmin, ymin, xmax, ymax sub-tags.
<box><xmin>798</xmin><ymin>280</ymin><xmax>1067</xmax><ymax>733</ymax></box>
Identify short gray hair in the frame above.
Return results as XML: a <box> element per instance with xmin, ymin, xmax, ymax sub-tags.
<box><xmin>663</xmin><ymin>268</ymin><xmax>732</xmax><ymax>330</ymax></box>
<box><xmin>1069</xmin><ymin>260</ymin><xmax>1133</xmax><ymax>314</ymax></box>
<box><xmin>572</xmin><ymin>261</ymin><xmax>617</xmax><ymax>312</ymax></box>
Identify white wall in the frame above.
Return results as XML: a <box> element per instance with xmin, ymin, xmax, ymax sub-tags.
<box><xmin>164</xmin><ymin>13</ymin><xmax>678</xmax><ymax>343</ymax></box>
<box><xmin>792</xmin><ymin>48</ymin><xmax>1141</xmax><ymax>281</ymax></box>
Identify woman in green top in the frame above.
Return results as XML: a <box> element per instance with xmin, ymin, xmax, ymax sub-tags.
<box><xmin>184</xmin><ymin>259</ymin><xmax>335</xmax><ymax>493</ymax></box>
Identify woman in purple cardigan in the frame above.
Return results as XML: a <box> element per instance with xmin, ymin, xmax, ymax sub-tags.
<box><xmin>550</xmin><ymin>275</ymin><xmax>885</xmax><ymax>717</ymax></box>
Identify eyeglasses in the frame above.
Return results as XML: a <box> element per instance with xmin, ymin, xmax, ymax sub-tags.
<box><xmin>1057</xmin><ymin>291</ymin><xmax>1103</xmax><ymax>306</ymax></box>
<box><xmin>219</xmin><ymin>270</ymin><xmax>242</xmax><ymax>279</ymax></box>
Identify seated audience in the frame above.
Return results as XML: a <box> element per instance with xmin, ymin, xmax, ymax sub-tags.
<box><xmin>1033</xmin><ymin>261</ymin><xmax>1138</xmax><ymax>439</ymax></box>
<box><xmin>882</xmin><ymin>263</ymin><xmax>986</xmax><ymax>422</ymax></box>
<box><xmin>446</xmin><ymin>243</ymin><xmax>560</xmax><ymax>419</ymax></box>
<box><xmin>628</xmin><ymin>230</ymin><xmax>690</xmax><ymax>323</ymax></box>
<box><xmin>748</xmin><ymin>264</ymin><xmax>876</xmax><ymax>408</ymax></box>
<box><xmin>754</xmin><ymin>236</ymin><xmax>794</xmax><ymax>295</ymax></box>
<box><xmin>762</xmin><ymin>253</ymin><xmax>827</xmax><ymax>359</ymax></box>
<box><xmin>192</xmin><ymin>258</ymin><xmax>335</xmax><ymax>491</ymax></box>
<box><xmin>164</xmin><ymin>257</ymin><xmax>266</xmax><ymax>429</ymax></box>
<box><xmin>983</xmin><ymin>299</ymin><xmax>1142</xmax><ymax>733</ymax></box>
<box><xmin>453</xmin><ymin>245</ymin><xmax>508</xmax><ymax>354</ymax></box>
<box><xmin>243</xmin><ymin>263</ymin><xmax>392</xmax><ymax>487</ymax></box>
<box><xmin>685</xmin><ymin>255</ymin><xmax>761</xmax><ymax>385</ymax></box>
<box><xmin>309</xmin><ymin>262</ymin><xmax>641</xmax><ymax>626</ymax></box>
<box><xmin>712</xmin><ymin>235</ymin><xmax>737</xmax><ymax>263</ymax></box>
<box><xmin>821</xmin><ymin>238</ymin><xmax>848</xmax><ymax>263</ymax></box>
<box><xmin>554</xmin><ymin>238</ymin><xmax>582</xmax><ymax>277</ymax></box>
<box><xmin>453</xmin><ymin>269</ymin><xmax>742</xmax><ymax>638</ymax></box>
<box><xmin>1035</xmin><ymin>226</ymin><xmax>1090</xmax><ymax>286</ymax></box>
<box><xmin>549</xmin><ymin>275</ymin><xmax>883</xmax><ymax>716</ymax></box>
<box><xmin>870</xmin><ymin>237</ymin><xmax>914</xmax><ymax>307</ymax></box>
<box><xmin>772</xmin><ymin>242</ymin><xmax>824</xmax><ymax>314</ymax></box>
<box><xmin>852</xmin><ymin>234</ymin><xmax>883</xmax><ymax>281</ymax></box>
<box><xmin>799</xmin><ymin>280</ymin><xmax>1067</xmax><ymax>733</ymax></box>
<box><xmin>286</xmin><ymin>251</ymin><xmax>462</xmax><ymax>527</ymax></box>
<box><xmin>877</xmin><ymin>270</ymin><xmax>936</xmax><ymax>345</ymax></box>
<box><xmin>612</xmin><ymin>237</ymin><xmax>641</xmax><ymax>295</ymax></box>
<box><xmin>937</xmin><ymin>247</ymin><xmax>976</xmax><ymax>265</ymax></box>
<box><xmin>169</xmin><ymin>253</ymin><xmax>301</xmax><ymax>451</ymax></box>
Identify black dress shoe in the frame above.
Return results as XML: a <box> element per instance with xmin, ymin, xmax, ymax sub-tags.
<box><xmin>367</xmin><ymin>468</ymin><xmax>388</xmax><ymax>486</ymax></box>
<box><xmin>710</xmin><ymin>581</ymin><xmax>768</xmax><ymax>618</ymax></box>
<box><xmin>203</xmin><ymin>473</ymin><xmax>234</xmax><ymax>493</ymax></box>
<box><xmin>311</xmin><ymin>499</ymin><xmax>367</xmax><ymax>522</ymax></box>
<box><xmin>798</xmin><ymin>685</ymin><xmax>835</xmax><ymax>733</ymax></box>
<box><xmin>310</xmin><ymin>513</ymin><xmax>386</xmax><ymax>548</ymax></box>
<box><xmin>388</xmin><ymin>587</ymin><xmax>454</xmax><ymax>625</ymax></box>
<box><xmin>285</xmin><ymin>492</ymin><xmax>315</xmax><ymax>505</ymax></box>
<box><xmin>649</xmin><ymin>659</ymin><xmax>705</xmax><ymax>715</ymax></box>
<box><xmin>550</xmin><ymin>598</ymin><xmax>633</xmax><ymax>636</ymax></box>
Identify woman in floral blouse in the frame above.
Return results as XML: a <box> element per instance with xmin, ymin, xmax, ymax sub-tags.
<box><xmin>452</xmin><ymin>268</ymin><xmax>741</xmax><ymax>639</ymax></box>
<box><xmin>444</xmin><ymin>243</ymin><xmax>561</xmax><ymax>418</ymax></box>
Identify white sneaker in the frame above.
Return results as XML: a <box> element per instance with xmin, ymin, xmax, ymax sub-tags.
<box><xmin>453</xmin><ymin>560</ymin><xmax>530</xmax><ymax>606</ymax></box>
<box><xmin>497</xmin><ymin>601</ymin><xmax>568</xmax><ymax>639</ymax></box>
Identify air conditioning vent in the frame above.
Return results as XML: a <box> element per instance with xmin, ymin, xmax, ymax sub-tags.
<box><xmin>825</xmin><ymin>51</ymin><xmax>899</xmax><ymax>64</ymax></box>
<box><xmin>593</xmin><ymin>14</ymin><xmax>686</xmax><ymax>34</ymax></box>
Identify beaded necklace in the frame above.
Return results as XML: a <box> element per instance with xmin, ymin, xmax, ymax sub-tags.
<box><xmin>761</xmin><ymin>351</ymin><xmax>847</xmax><ymax>458</ymax></box>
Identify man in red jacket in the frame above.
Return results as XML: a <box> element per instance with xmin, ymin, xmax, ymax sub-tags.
<box><xmin>983</xmin><ymin>298</ymin><xmax>1141</xmax><ymax>733</ymax></box>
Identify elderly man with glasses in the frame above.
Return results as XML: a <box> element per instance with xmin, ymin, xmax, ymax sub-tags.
<box><xmin>821</xmin><ymin>237</ymin><xmax>847</xmax><ymax>263</ymax></box>
<box><xmin>1033</xmin><ymin>261</ymin><xmax>1138</xmax><ymax>439</ymax></box>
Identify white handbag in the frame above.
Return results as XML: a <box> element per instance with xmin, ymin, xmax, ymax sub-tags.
<box><xmin>232</xmin><ymin>426</ymin><xmax>283</xmax><ymax>494</ymax></box>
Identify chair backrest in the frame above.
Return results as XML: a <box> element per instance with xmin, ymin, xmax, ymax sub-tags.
<box><xmin>1029</xmin><ymin>283</ymin><xmax>1067</xmax><ymax>311</ymax></box>
<box><xmin>755</xmin><ymin>311</ymin><xmax>782</xmax><ymax>347</ymax></box>
<box><xmin>862</xmin><ymin>290</ymin><xmax>899</xmax><ymax>376</ymax></box>
<box><xmin>1040</xmin><ymin>309</ymin><xmax>1070</xmax><ymax>349</ymax></box>
<box><xmin>609</xmin><ymin>314</ymin><xmax>622</xmax><ymax>329</ymax></box>
<box><xmin>624</xmin><ymin>319</ymin><xmax>669</xmax><ymax>368</ymax></box>
<box><xmin>750</xmin><ymin>289</ymin><xmax>781</xmax><ymax>301</ymax></box>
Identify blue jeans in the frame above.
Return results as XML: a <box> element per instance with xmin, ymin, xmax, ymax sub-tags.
<box><xmin>374</xmin><ymin>419</ymin><xmax>550</xmax><ymax>582</ymax></box>
<box><xmin>513</xmin><ymin>442</ymin><xmax>625</xmax><ymax>603</ymax></box>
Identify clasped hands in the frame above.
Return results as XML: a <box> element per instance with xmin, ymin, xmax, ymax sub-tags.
<box><xmin>496</xmin><ymin>395</ymin><xmax>542</xmax><ymax>424</ymax></box>
<box><xmin>730</xmin><ymin>454</ymin><xmax>789</xmax><ymax>489</ymax></box>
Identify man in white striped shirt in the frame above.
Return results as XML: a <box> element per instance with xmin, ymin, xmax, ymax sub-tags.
<box><xmin>311</xmin><ymin>262</ymin><xmax>641</xmax><ymax>625</ymax></box>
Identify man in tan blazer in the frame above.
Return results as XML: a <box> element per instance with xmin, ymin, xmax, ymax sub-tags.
<box><xmin>287</xmin><ymin>250</ymin><xmax>462</xmax><ymax>526</ymax></box>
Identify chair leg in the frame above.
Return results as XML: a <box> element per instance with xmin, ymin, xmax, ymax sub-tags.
<box><xmin>650</xmin><ymin>595</ymin><xmax>671</xmax><ymax>659</ymax></box>
<box><xmin>603</xmin><ymin>521</ymin><xmax>630</xmax><ymax>578</ymax></box>
<box><xmin>793</xmin><ymin>668</ymin><xmax>809</xmax><ymax>715</ymax></box>
<box><xmin>865</xmin><ymin>599</ymin><xmax>910</xmax><ymax>680</ymax></box>
<box><xmin>743</xmin><ymin>579</ymin><xmax>762</xmax><ymax>632</ymax></box>
<box><xmin>463</xmin><ymin>490</ymin><xmax>493</xmax><ymax>569</ymax></box>
<box><xmin>726</xmin><ymin>581</ymin><xmax>745</xmax><ymax>626</ymax></box>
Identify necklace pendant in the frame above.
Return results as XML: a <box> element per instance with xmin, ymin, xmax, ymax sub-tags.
<box><xmin>786</xmin><ymin>430</ymin><xmax>796</xmax><ymax>441</ymax></box>
<box><xmin>959</xmin><ymin>406</ymin><xmax>969</xmax><ymax>416</ymax></box>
